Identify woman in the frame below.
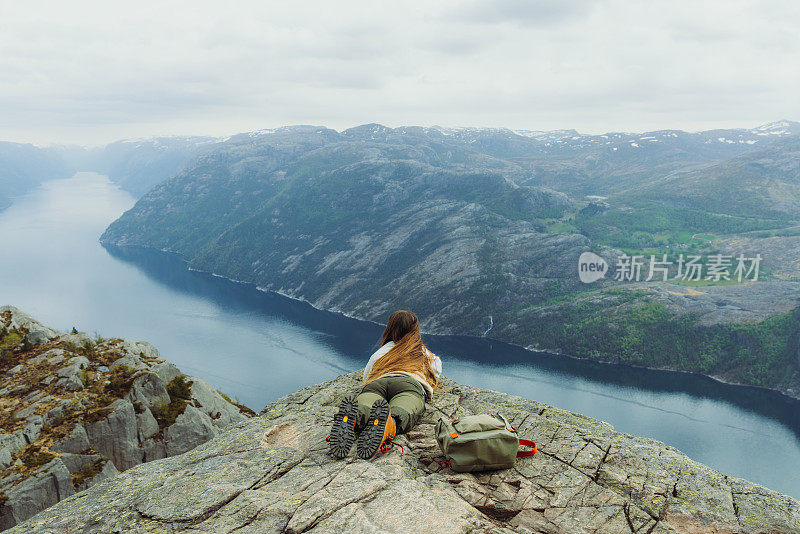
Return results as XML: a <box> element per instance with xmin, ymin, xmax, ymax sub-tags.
<box><xmin>329</xmin><ymin>310</ymin><xmax>442</xmax><ymax>460</ymax></box>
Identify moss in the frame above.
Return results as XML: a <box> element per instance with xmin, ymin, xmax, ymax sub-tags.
<box><xmin>166</xmin><ymin>375</ymin><xmax>192</xmax><ymax>400</ymax></box>
<box><xmin>83</xmin><ymin>406</ymin><xmax>114</xmax><ymax>423</ymax></box>
<box><xmin>0</xmin><ymin>326</ymin><xmax>24</xmax><ymax>371</ymax></box>
<box><xmin>19</xmin><ymin>445</ymin><xmax>55</xmax><ymax>470</ymax></box>
<box><xmin>105</xmin><ymin>365</ymin><xmax>136</xmax><ymax>398</ymax></box>
<box><xmin>0</xmin><ymin>492</ymin><xmax>7</xmax><ymax>506</ymax></box>
<box><xmin>0</xmin><ymin>409</ymin><xmax>21</xmax><ymax>434</ymax></box>
<box><xmin>71</xmin><ymin>459</ymin><xmax>106</xmax><ymax>490</ymax></box>
<box><xmin>151</xmin><ymin>375</ymin><xmax>194</xmax><ymax>429</ymax></box>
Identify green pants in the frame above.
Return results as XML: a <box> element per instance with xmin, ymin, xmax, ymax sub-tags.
<box><xmin>356</xmin><ymin>375</ymin><xmax>426</xmax><ymax>434</ymax></box>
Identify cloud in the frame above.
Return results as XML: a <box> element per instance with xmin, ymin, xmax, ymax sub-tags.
<box><xmin>449</xmin><ymin>0</ymin><xmax>600</xmax><ymax>26</ymax></box>
<box><xmin>0</xmin><ymin>0</ymin><xmax>798</xmax><ymax>144</ymax></box>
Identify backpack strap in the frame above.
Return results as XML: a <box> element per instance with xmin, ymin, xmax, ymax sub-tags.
<box><xmin>517</xmin><ymin>438</ymin><xmax>538</xmax><ymax>457</ymax></box>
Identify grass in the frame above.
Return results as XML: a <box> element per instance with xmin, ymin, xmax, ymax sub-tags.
<box><xmin>545</xmin><ymin>219</ymin><xmax>578</xmax><ymax>234</ymax></box>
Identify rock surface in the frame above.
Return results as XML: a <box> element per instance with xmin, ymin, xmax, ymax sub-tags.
<box><xmin>11</xmin><ymin>371</ymin><xmax>800</xmax><ymax>533</ymax></box>
<box><xmin>0</xmin><ymin>306</ymin><xmax>254</xmax><ymax>530</ymax></box>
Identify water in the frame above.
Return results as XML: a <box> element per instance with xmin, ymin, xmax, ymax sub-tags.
<box><xmin>1</xmin><ymin>172</ymin><xmax>799</xmax><ymax>498</ymax></box>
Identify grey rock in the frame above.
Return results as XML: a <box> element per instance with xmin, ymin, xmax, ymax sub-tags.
<box><xmin>21</xmin><ymin>391</ymin><xmax>45</xmax><ymax>404</ymax></box>
<box><xmin>84</xmin><ymin>399</ymin><xmax>143</xmax><ymax>471</ymax></box>
<box><xmin>0</xmin><ymin>306</ymin><xmax>60</xmax><ymax>341</ymax></box>
<box><xmin>189</xmin><ymin>378</ymin><xmax>248</xmax><ymax>429</ymax></box>
<box><xmin>0</xmin><ymin>459</ymin><xmax>73</xmax><ymax>531</ymax></box>
<box><xmin>58</xmin><ymin>452</ymin><xmax>101</xmax><ymax>474</ymax></box>
<box><xmin>109</xmin><ymin>354</ymin><xmax>147</xmax><ymax>372</ymax></box>
<box><xmin>10</xmin><ymin>372</ymin><xmax>800</xmax><ymax>534</ymax></box>
<box><xmin>51</xmin><ymin>424</ymin><xmax>89</xmax><ymax>454</ymax></box>
<box><xmin>0</xmin><ymin>308</ymin><xmax>256</xmax><ymax>529</ymax></box>
<box><xmin>14</xmin><ymin>396</ymin><xmax>52</xmax><ymax>420</ymax></box>
<box><xmin>0</xmin><ymin>448</ymin><xmax>12</xmax><ymax>470</ymax></box>
<box><xmin>150</xmin><ymin>360</ymin><xmax>181</xmax><ymax>384</ymax></box>
<box><xmin>21</xmin><ymin>416</ymin><xmax>43</xmax><ymax>445</ymax></box>
<box><xmin>142</xmin><ymin>439</ymin><xmax>167</xmax><ymax>462</ymax></box>
<box><xmin>0</xmin><ymin>433</ymin><xmax>26</xmax><ymax>457</ymax></box>
<box><xmin>56</xmin><ymin>333</ymin><xmax>93</xmax><ymax>348</ymax></box>
<box><xmin>163</xmin><ymin>405</ymin><xmax>217</xmax><ymax>457</ymax></box>
<box><xmin>24</xmin><ymin>327</ymin><xmax>57</xmax><ymax>346</ymax></box>
<box><xmin>4</xmin><ymin>364</ymin><xmax>23</xmax><ymax>377</ymax></box>
<box><xmin>80</xmin><ymin>459</ymin><xmax>119</xmax><ymax>492</ymax></box>
<box><xmin>135</xmin><ymin>407</ymin><xmax>159</xmax><ymax>441</ymax></box>
<box><xmin>125</xmin><ymin>372</ymin><xmax>169</xmax><ymax>410</ymax></box>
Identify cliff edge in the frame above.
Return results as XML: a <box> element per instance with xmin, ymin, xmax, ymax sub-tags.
<box><xmin>10</xmin><ymin>370</ymin><xmax>800</xmax><ymax>533</ymax></box>
<box><xmin>0</xmin><ymin>306</ymin><xmax>254</xmax><ymax>530</ymax></box>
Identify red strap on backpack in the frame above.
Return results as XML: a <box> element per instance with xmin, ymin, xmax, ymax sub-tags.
<box><xmin>517</xmin><ymin>438</ymin><xmax>537</xmax><ymax>457</ymax></box>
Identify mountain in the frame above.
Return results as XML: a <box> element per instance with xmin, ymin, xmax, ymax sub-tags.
<box><xmin>99</xmin><ymin>123</ymin><xmax>800</xmax><ymax>398</ymax></box>
<box><xmin>56</xmin><ymin>136</ymin><xmax>215</xmax><ymax>198</ymax></box>
<box><xmin>9</xmin><ymin>370</ymin><xmax>800</xmax><ymax>533</ymax></box>
<box><xmin>101</xmin><ymin>125</ymin><xmax>580</xmax><ymax>337</ymax></box>
<box><xmin>0</xmin><ymin>143</ymin><xmax>72</xmax><ymax>211</ymax></box>
<box><xmin>620</xmin><ymin>135</ymin><xmax>800</xmax><ymax>220</ymax></box>
<box><xmin>0</xmin><ymin>306</ymin><xmax>254</xmax><ymax>530</ymax></box>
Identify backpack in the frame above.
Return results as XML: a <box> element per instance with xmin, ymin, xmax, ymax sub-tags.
<box><xmin>435</xmin><ymin>413</ymin><xmax>537</xmax><ymax>472</ymax></box>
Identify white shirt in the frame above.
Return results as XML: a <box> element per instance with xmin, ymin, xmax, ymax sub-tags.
<box><xmin>362</xmin><ymin>341</ymin><xmax>443</xmax><ymax>398</ymax></box>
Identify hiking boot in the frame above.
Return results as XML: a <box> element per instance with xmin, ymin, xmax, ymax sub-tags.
<box><xmin>356</xmin><ymin>398</ymin><xmax>396</xmax><ymax>459</ymax></box>
<box><xmin>329</xmin><ymin>394</ymin><xmax>359</xmax><ymax>459</ymax></box>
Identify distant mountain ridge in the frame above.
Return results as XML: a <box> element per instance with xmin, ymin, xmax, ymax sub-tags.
<box><xmin>0</xmin><ymin>143</ymin><xmax>72</xmax><ymax>211</ymax></box>
<box><xmin>100</xmin><ymin>121</ymin><xmax>800</xmax><ymax>399</ymax></box>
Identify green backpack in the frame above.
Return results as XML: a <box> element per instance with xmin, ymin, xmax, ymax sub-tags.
<box><xmin>435</xmin><ymin>413</ymin><xmax>537</xmax><ymax>472</ymax></box>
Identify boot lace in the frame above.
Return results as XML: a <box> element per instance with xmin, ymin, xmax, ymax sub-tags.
<box><xmin>380</xmin><ymin>436</ymin><xmax>404</xmax><ymax>455</ymax></box>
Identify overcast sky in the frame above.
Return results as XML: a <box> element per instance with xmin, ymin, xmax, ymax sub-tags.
<box><xmin>1</xmin><ymin>0</ymin><xmax>798</xmax><ymax>145</ymax></box>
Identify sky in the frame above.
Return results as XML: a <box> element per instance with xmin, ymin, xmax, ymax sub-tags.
<box><xmin>1</xmin><ymin>0</ymin><xmax>799</xmax><ymax>145</ymax></box>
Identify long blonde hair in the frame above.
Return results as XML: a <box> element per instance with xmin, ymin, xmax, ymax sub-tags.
<box><xmin>365</xmin><ymin>310</ymin><xmax>438</xmax><ymax>393</ymax></box>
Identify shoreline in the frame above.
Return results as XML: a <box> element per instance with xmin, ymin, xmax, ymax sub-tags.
<box><xmin>100</xmin><ymin>240</ymin><xmax>800</xmax><ymax>404</ymax></box>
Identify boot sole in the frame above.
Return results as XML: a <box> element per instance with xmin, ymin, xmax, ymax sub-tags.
<box><xmin>329</xmin><ymin>394</ymin><xmax>359</xmax><ymax>459</ymax></box>
<box><xmin>357</xmin><ymin>399</ymin><xmax>390</xmax><ymax>460</ymax></box>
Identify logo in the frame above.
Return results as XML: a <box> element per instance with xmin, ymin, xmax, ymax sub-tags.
<box><xmin>578</xmin><ymin>252</ymin><xmax>608</xmax><ymax>283</ymax></box>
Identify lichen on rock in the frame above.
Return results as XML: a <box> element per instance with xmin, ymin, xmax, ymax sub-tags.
<box><xmin>8</xmin><ymin>370</ymin><xmax>800</xmax><ymax>533</ymax></box>
<box><xmin>0</xmin><ymin>306</ymin><xmax>252</xmax><ymax>530</ymax></box>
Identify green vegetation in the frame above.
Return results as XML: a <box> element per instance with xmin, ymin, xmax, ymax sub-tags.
<box><xmin>519</xmin><ymin>295</ymin><xmax>800</xmax><ymax>389</ymax></box>
<box><xmin>151</xmin><ymin>375</ymin><xmax>193</xmax><ymax>429</ymax></box>
<box><xmin>105</xmin><ymin>365</ymin><xmax>136</xmax><ymax>398</ymax></box>
<box><xmin>71</xmin><ymin>459</ymin><xmax>106</xmax><ymax>490</ymax></box>
<box><xmin>0</xmin><ymin>325</ymin><xmax>23</xmax><ymax>369</ymax></box>
<box><xmin>98</xmin><ymin>126</ymin><xmax>800</xmax><ymax>396</ymax></box>
<box><xmin>20</xmin><ymin>446</ymin><xmax>55</xmax><ymax>470</ymax></box>
<box><xmin>574</xmin><ymin>203</ymin><xmax>792</xmax><ymax>251</ymax></box>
